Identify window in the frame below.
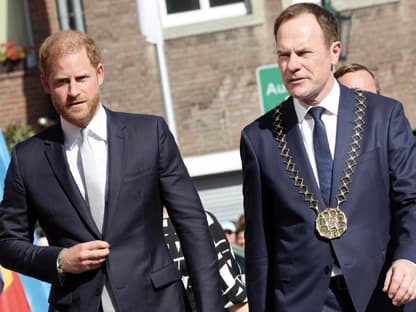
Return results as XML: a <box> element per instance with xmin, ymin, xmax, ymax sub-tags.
<box><xmin>0</xmin><ymin>0</ymin><xmax>35</xmax><ymax>68</ymax></box>
<box><xmin>56</xmin><ymin>0</ymin><xmax>85</xmax><ymax>32</ymax></box>
<box><xmin>160</xmin><ymin>0</ymin><xmax>250</xmax><ymax>28</ymax></box>
<box><xmin>330</xmin><ymin>0</ymin><xmax>400</xmax><ymax>11</ymax></box>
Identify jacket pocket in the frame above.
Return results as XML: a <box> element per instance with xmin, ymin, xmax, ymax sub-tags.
<box><xmin>150</xmin><ymin>263</ymin><xmax>182</xmax><ymax>289</ymax></box>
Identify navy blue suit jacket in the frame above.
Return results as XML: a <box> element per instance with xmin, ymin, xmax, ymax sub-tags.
<box><xmin>240</xmin><ymin>86</ymin><xmax>416</xmax><ymax>311</ymax></box>
<box><xmin>0</xmin><ymin>109</ymin><xmax>223</xmax><ymax>312</ymax></box>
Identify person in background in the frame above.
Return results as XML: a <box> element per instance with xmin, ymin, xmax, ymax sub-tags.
<box><xmin>36</xmin><ymin>228</ymin><xmax>49</xmax><ymax>247</ymax></box>
<box><xmin>163</xmin><ymin>209</ymin><xmax>248</xmax><ymax>312</ymax></box>
<box><xmin>221</xmin><ymin>218</ymin><xmax>245</xmax><ymax>274</ymax></box>
<box><xmin>0</xmin><ymin>30</ymin><xmax>223</xmax><ymax>312</ymax></box>
<box><xmin>232</xmin><ymin>226</ymin><xmax>245</xmax><ymax>273</ymax></box>
<box><xmin>235</xmin><ymin>227</ymin><xmax>245</xmax><ymax>250</ymax></box>
<box><xmin>221</xmin><ymin>220</ymin><xmax>237</xmax><ymax>245</ymax></box>
<box><xmin>334</xmin><ymin>63</ymin><xmax>380</xmax><ymax>94</ymax></box>
<box><xmin>240</xmin><ymin>3</ymin><xmax>416</xmax><ymax>311</ymax></box>
<box><xmin>236</xmin><ymin>214</ymin><xmax>245</xmax><ymax>231</ymax></box>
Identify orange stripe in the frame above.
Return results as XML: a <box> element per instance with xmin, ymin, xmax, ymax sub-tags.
<box><xmin>0</xmin><ymin>269</ymin><xmax>31</xmax><ymax>311</ymax></box>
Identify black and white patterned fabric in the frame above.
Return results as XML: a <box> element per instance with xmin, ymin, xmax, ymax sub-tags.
<box><xmin>163</xmin><ymin>211</ymin><xmax>247</xmax><ymax>311</ymax></box>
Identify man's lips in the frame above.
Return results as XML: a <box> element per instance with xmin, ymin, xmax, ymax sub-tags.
<box><xmin>68</xmin><ymin>100</ymin><xmax>87</xmax><ymax>107</ymax></box>
<box><xmin>288</xmin><ymin>77</ymin><xmax>306</xmax><ymax>83</ymax></box>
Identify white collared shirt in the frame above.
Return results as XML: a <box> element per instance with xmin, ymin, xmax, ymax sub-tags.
<box><xmin>293</xmin><ymin>81</ymin><xmax>343</xmax><ymax>276</ymax></box>
<box><xmin>61</xmin><ymin>104</ymin><xmax>108</xmax><ymax>199</ymax></box>
<box><xmin>293</xmin><ymin>81</ymin><xmax>340</xmax><ymax>188</ymax></box>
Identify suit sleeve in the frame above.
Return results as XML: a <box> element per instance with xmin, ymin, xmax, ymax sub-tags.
<box><xmin>0</xmin><ymin>147</ymin><xmax>62</xmax><ymax>284</ymax></box>
<box><xmin>240</xmin><ymin>129</ymin><xmax>270</xmax><ymax>311</ymax></box>
<box><xmin>387</xmin><ymin>102</ymin><xmax>416</xmax><ymax>263</ymax></box>
<box><xmin>156</xmin><ymin>118</ymin><xmax>223</xmax><ymax>312</ymax></box>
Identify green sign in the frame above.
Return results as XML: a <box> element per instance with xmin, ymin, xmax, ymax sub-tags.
<box><xmin>256</xmin><ymin>64</ymin><xmax>290</xmax><ymax>113</ymax></box>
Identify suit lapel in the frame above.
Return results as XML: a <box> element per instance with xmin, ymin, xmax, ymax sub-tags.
<box><xmin>280</xmin><ymin>98</ymin><xmax>324</xmax><ymax>206</ymax></box>
<box><xmin>103</xmin><ymin>110</ymin><xmax>126</xmax><ymax>234</ymax></box>
<box><xmin>43</xmin><ymin>126</ymin><xmax>100</xmax><ymax>237</ymax></box>
<box><xmin>330</xmin><ymin>86</ymin><xmax>356</xmax><ymax>208</ymax></box>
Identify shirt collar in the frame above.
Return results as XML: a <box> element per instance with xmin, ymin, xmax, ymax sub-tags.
<box><xmin>61</xmin><ymin>104</ymin><xmax>107</xmax><ymax>149</ymax></box>
<box><xmin>293</xmin><ymin>80</ymin><xmax>341</xmax><ymax>122</ymax></box>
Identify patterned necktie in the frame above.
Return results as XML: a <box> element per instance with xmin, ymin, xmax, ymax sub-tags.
<box><xmin>80</xmin><ymin>128</ymin><xmax>105</xmax><ymax>231</ymax></box>
<box><xmin>309</xmin><ymin>107</ymin><xmax>333</xmax><ymax>207</ymax></box>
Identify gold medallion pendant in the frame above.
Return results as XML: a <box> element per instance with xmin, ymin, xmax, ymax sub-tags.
<box><xmin>315</xmin><ymin>208</ymin><xmax>348</xmax><ymax>239</ymax></box>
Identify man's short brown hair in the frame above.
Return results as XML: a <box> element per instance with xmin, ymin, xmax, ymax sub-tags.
<box><xmin>274</xmin><ymin>3</ymin><xmax>338</xmax><ymax>48</ymax></box>
<box><xmin>38</xmin><ymin>30</ymin><xmax>101</xmax><ymax>76</ymax></box>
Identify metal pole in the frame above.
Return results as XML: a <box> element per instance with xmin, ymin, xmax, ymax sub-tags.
<box><xmin>155</xmin><ymin>43</ymin><xmax>177</xmax><ymax>140</ymax></box>
<box><xmin>23</xmin><ymin>0</ymin><xmax>36</xmax><ymax>68</ymax></box>
<box><xmin>56</xmin><ymin>0</ymin><xmax>70</xmax><ymax>30</ymax></box>
<box><xmin>71</xmin><ymin>0</ymin><xmax>85</xmax><ymax>32</ymax></box>
<box><xmin>135</xmin><ymin>0</ymin><xmax>177</xmax><ymax>140</ymax></box>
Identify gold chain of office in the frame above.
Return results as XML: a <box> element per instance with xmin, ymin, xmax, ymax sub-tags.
<box><xmin>273</xmin><ymin>89</ymin><xmax>367</xmax><ymax>240</ymax></box>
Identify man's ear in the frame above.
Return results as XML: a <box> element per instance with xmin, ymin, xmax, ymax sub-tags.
<box><xmin>330</xmin><ymin>41</ymin><xmax>342</xmax><ymax>65</ymax></box>
<box><xmin>40</xmin><ymin>74</ymin><xmax>51</xmax><ymax>94</ymax></box>
<box><xmin>97</xmin><ymin>63</ymin><xmax>104</xmax><ymax>86</ymax></box>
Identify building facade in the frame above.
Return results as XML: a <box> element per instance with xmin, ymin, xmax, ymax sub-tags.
<box><xmin>0</xmin><ymin>0</ymin><xmax>414</xmax><ymax>221</ymax></box>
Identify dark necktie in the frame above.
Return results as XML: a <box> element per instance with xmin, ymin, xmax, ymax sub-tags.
<box><xmin>309</xmin><ymin>107</ymin><xmax>333</xmax><ymax>207</ymax></box>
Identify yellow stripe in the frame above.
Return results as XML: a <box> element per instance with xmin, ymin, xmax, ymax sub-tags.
<box><xmin>0</xmin><ymin>266</ymin><xmax>14</xmax><ymax>290</ymax></box>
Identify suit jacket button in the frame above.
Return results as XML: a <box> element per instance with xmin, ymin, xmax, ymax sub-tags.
<box><xmin>325</xmin><ymin>266</ymin><xmax>331</xmax><ymax>275</ymax></box>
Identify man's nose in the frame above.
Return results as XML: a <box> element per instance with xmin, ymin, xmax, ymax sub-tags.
<box><xmin>287</xmin><ymin>54</ymin><xmax>301</xmax><ymax>72</ymax></box>
<box><xmin>68</xmin><ymin>79</ymin><xmax>81</xmax><ymax>97</ymax></box>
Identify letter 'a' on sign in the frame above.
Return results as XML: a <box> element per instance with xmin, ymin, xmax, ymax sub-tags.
<box><xmin>256</xmin><ymin>64</ymin><xmax>290</xmax><ymax>113</ymax></box>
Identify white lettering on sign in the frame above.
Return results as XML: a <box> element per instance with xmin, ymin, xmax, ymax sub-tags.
<box><xmin>266</xmin><ymin>83</ymin><xmax>287</xmax><ymax>96</ymax></box>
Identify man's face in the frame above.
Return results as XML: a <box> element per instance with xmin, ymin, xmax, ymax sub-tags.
<box><xmin>41</xmin><ymin>48</ymin><xmax>104</xmax><ymax>128</ymax></box>
<box><xmin>337</xmin><ymin>70</ymin><xmax>378</xmax><ymax>94</ymax></box>
<box><xmin>236</xmin><ymin>230</ymin><xmax>245</xmax><ymax>248</ymax></box>
<box><xmin>276</xmin><ymin>13</ymin><xmax>341</xmax><ymax>105</ymax></box>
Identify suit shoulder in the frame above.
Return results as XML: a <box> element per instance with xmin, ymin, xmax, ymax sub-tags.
<box><xmin>340</xmin><ymin>86</ymin><xmax>403</xmax><ymax>119</ymax></box>
<box><xmin>109</xmin><ymin>110</ymin><xmax>163</xmax><ymax>123</ymax></box>
<box><xmin>108</xmin><ymin>110</ymin><xmax>166</xmax><ymax>127</ymax></box>
<box><xmin>13</xmin><ymin>124</ymin><xmax>61</xmax><ymax>153</ymax></box>
<box><xmin>242</xmin><ymin>103</ymin><xmax>287</xmax><ymax>136</ymax></box>
<box><xmin>363</xmin><ymin>92</ymin><xmax>404</xmax><ymax>116</ymax></box>
<box><xmin>107</xmin><ymin>111</ymin><xmax>171</xmax><ymax>138</ymax></box>
<box><xmin>244</xmin><ymin>110</ymin><xmax>271</xmax><ymax>129</ymax></box>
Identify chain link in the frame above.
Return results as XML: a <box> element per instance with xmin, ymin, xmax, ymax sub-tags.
<box><xmin>273</xmin><ymin>89</ymin><xmax>367</xmax><ymax>214</ymax></box>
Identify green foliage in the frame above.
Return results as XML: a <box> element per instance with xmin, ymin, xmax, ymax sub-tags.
<box><xmin>3</xmin><ymin>123</ymin><xmax>35</xmax><ymax>152</ymax></box>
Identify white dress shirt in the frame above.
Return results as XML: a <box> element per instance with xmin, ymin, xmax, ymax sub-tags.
<box><xmin>61</xmin><ymin>104</ymin><xmax>108</xmax><ymax>201</ymax></box>
<box><xmin>293</xmin><ymin>81</ymin><xmax>343</xmax><ymax>276</ymax></box>
<box><xmin>293</xmin><ymin>82</ymin><xmax>340</xmax><ymax>188</ymax></box>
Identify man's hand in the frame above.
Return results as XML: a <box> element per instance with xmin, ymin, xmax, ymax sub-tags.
<box><xmin>59</xmin><ymin>240</ymin><xmax>110</xmax><ymax>274</ymax></box>
<box><xmin>383</xmin><ymin>259</ymin><xmax>416</xmax><ymax>306</ymax></box>
<box><xmin>228</xmin><ymin>302</ymin><xmax>249</xmax><ymax>312</ymax></box>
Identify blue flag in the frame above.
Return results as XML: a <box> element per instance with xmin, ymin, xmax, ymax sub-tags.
<box><xmin>19</xmin><ymin>232</ymin><xmax>51</xmax><ymax>312</ymax></box>
<box><xmin>0</xmin><ymin>130</ymin><xmax>50</xmax><ymax>311</ymax></box>
<box><xmin>0</xmin><ymin>131</ymin><xmax>10</xmax><ymax>200</ymax></box>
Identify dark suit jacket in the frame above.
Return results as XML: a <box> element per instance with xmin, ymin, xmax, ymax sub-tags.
<box><xmin>240</xmin><ymin>85</ymin><xmax>416</xmax><ymax>312</ymax></box>
<box><xmin>0</xmin><ymin>109</ymin><xmax>223</xmax><ymax>312</ymax></box>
